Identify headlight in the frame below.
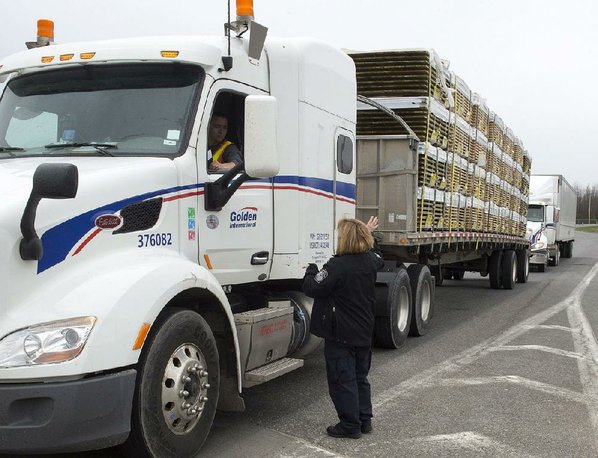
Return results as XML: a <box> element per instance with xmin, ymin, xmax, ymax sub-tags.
<box><xmin>0</xmin><ymin>316</ymin><xmax>96</xmax><ymax>368</ymax></box>
<box><xmin>531</xmin><ymin>241</ymin><xmax>545</xmax><ymax>250</ymax></box>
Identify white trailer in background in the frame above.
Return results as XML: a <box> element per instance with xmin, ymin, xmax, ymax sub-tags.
<box><xmin>527</xmin><ymin>174</ymin><xmax>576</xmax><ymax>270</ymax></box>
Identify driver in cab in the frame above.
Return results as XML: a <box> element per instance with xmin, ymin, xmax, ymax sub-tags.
<box><xmin>207</xmin><ymin>113</ymin><xmax>242</xmax><ymax>172</ymax></box>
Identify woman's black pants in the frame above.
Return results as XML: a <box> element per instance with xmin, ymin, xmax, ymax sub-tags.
<box><xmin>324</xmin><ymin>339</ymin><xmax>372</xmax><ymax>433</ymax></box>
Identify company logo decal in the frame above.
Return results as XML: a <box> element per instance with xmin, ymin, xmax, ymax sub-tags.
<box><xmin>230</xmin><ymin>207</ymin><xmax>258</xmax><ymax>229</ymax></box>
<box><xmin>95</xmin><ymin>214</ymin><xmax>122</xmax><ymax>230</ymax></box>
<box><xmin>206</xmin><ymin>215</ymin><xmax>219</xmax><ymax>229</ymax></box>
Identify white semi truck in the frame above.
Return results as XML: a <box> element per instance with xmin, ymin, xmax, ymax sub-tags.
<box><xmin>527</xmin><ymin>174</ymin><xmax>576</xmax><ymax>270</ymax></box>
<box><xmin>0</xmin><ymin>4</ymin><xmax>530</xmax><ymax>456</ymax></box>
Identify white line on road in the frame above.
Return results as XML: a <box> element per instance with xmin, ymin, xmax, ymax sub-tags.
<box><xmin>372</xmin><ymin>262</ymin><xmax>598</xmax><ymax>412</ymax></box>
<box><xmin>524</xmin><ymin>324</ymin><xmax>574</xmax><ymax>332</ymax></box>
<box><xmin>423</xmin><ymin>375</ymin><xmax>591</xmax><ymax>404</ymax></box>
<box><xmin>398</xmin><ymin>431</ymin><xmax>539</xmax><ymax>457</ymax></box>
<box><xmin>488</xmin><ymin>344</ymin><xmax>585</xmax><ymax>360</ymax></box>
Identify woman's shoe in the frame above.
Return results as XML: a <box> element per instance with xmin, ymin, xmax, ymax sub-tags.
<box><xmin>326</xmin><ymin>424</ymin><xmax>362</xmax><ymax>439</ymax></box>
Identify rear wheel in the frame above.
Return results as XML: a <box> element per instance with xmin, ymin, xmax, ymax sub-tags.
<box><xmin>125</xmin><ymin>308</ymin><xmax>220</xmax><ymax>458</ymax></box>
<box><xmin>374</xmin><ymin>268</ymin><xmax>412</xmax><ymax>348</ymax></box>
<box><xmin>501</xmin><ymin>250</ymin><xmax>517</xmax><ymax>290</ymax></box>
<box><xmin>516</xmin><ymin>249</ymin><xmax>529</xmax><ymax>283</ymax></box>
<box><xmin>549</xmin><ymin>248</ymin><xmax>560</xmax><ymax>266</ymax></box>
<box><xmin>563</xmin><ymin>241</ymin><xmax>573</xmax><ymax>258</ymax></box>
<box><xmin>452</xmin><ymin>270</ymin><xmax>465</xmax><ymax>280</ymax></box>
<box><xmin>429</xmin><ymin>265</ymin><xmax>445</xmax><ymax>286</ymax></box>
<box><xmin>407</xmin><ymin>264</ymin><xmax>435</xmax><ymax>336</ymax></box>
<box><xmin>488</xmin><ymin>250</ymin><xmax>503</xmax><ymax>289</ymax></box>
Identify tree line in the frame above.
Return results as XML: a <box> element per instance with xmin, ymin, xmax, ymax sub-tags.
<box><xmin>574</xmin><ymin>184</ymin><xmax>598</xmax><ymax>224</ymax></box>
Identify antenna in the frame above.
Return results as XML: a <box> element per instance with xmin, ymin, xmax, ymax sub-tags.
<box><xmin>221</xmin><ymin>0</ymin><xmax>268</xmax><ymax>71</ymax></box>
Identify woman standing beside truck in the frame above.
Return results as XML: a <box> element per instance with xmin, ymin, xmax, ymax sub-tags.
<box><xmin>303</xmin><ymin>217</ymin><xmax>383</xmax><ymax>439</ymax></box>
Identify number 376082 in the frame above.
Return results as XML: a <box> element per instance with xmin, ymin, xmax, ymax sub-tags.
<box><xmin>137</xmin><ymin>233</ymin><xmax>173</xmax><ymax>248</ymax></box>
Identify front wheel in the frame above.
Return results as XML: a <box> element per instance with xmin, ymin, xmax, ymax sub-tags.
<box><xmin>125</xmin><ymin>308</ymin><xmax>220</xmax><ymax>458</ymax></box>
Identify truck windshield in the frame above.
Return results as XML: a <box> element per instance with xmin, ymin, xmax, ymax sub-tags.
<box><xmin>528</xmin><ymin>205</ymin><xmax>545</xmax><ymax>222</ymax></box>
<box><xmin>0</xmin><ymin>63</ymin><xmax>203</xmax><ymax>158</ymax></box>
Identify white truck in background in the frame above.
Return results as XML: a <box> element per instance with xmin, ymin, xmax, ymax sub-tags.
<box><xmin>527</xmin><ymin>174</ymin><xmax>576</xmax><ymax>271</ymax></box>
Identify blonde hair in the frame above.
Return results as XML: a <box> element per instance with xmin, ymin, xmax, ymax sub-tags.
<box><xmin>336</xmin><ymin>218</ymin><xmax>374</xmax><ymax>255</ymax></box>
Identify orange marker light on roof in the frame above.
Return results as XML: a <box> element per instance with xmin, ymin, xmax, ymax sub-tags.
<box><xmin>41</xmin><ymin>56</ymin><xmax>54</xmax><ymax>63</ymax></box>
<box><xmin>60</xmin><ymin>54</ymin><xmax>74</xmax><ymax>61</ymax></box>
<box><xmin>160</xmin><ymin>50</ymin><xmax>179</xmax><ymax>58</ymax></box>
<box><xmin>236</xmin><ymin>0</ymin><xmax>254</xmax><ymax>19</ymax></box>
<box><xmin>37</xmin><ymin>19</ymin><xmax>54</xmax><ymax>42</ymax></box>
<box><xmin>80</xmin><ymin>52</ymin><xmax>96</xmax><ymax>60</ymax></box>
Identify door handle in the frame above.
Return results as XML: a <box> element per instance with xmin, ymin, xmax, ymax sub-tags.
<box><xmin>251</xmin><ymin>251</ymin><xmax>269</xmax><ymax>265</ymax></box>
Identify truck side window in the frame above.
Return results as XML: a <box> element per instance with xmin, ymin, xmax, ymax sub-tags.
<box><xmin>207</xmin><ymin>92</ymin><xmax>246</xmax><ymax>173</ymax></box>
<box><xmin>336</xmin><ymin>134</ymin><xmax>353</xmax><ymax>174</ymax></box>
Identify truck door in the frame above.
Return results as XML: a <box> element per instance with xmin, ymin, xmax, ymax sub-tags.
<box><xmin>197</xmin><ymin>82</ymin><xmax>273</xmax><ymax>286</ymax></box>
<box><xmin>333</xmin><ymin>128</ymin><xmax>357</xmax><ymax>250</ymax></box>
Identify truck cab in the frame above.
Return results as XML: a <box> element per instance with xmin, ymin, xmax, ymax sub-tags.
<box><xmin>527</xmin><ymin>174</ymin><xmax>576</xmax><ymax>271</ymax></box>
<box><xmin>0</xmin><ymin>16</ymin><xmax>357</xmax><ymax>456</ymax></box>
<box><xmin>526</xmin><ymin>202</ymin><xmax>552</xmax><ymax>270</ymax></box>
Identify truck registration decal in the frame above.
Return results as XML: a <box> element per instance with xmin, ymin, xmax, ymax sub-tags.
<box><xmin>137</xmin><ymin>233</ymin><xmax>173</xmax><ymax>248</ymax></box>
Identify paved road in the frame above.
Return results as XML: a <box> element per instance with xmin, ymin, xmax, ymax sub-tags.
<box><xmin>201</xmin><ymin>231</ymin><xmax>598</xmax><ymax>457</ymax></box>
<box><xmin>5</xmin><ymin>232</ymin><xmax>598</xmax><ymax>457</ymax></box>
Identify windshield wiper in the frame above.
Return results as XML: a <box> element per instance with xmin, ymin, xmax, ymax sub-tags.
<box><xmin>44</xmin><ymin>142</ymin><xmax>117</xmax><ymax>157</ymax></box>
<box><xmin>0</xmin><ymin>146</ymin><xmax>25</xmax><ymax>156</ymax></box>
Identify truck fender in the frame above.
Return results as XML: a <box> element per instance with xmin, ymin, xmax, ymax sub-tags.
<box><xmin>1</xmin><ymin>255</ymin><xmax>242</xmax><ymax>394</ymax></box>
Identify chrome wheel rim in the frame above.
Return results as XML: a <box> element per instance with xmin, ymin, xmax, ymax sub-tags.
<box><xmin>398</xmin><ymin>286</ymin><xmax>410</xmax><ymax>331</ymax></box>
<box><xmin>161</xmin><ymin>343</ymin><xmax>210</xmax><ymax>435</ymax></box>
<box><xmin>421</xmin><ymin>281</ymin><xmax>431</xmax><ymax>321</ymax></box>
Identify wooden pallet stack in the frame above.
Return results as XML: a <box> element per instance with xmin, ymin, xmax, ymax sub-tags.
<box><xmin>351</xmin><ymin>49</ymin><xmax>532</xmax><ymax>236</ymax></box>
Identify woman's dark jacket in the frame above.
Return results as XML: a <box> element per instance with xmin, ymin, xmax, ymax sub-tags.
<box><xmin>302</xmin><ymin>248</ymin><xmax>384</xmax><ymax>347</ymax></box>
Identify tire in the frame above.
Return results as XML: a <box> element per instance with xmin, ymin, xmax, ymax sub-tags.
<box><xmin>452</xmin><ymin>270</ymin><xmax>465</xmax><ymax>280</ymax></box>
<box><xmin>563</xmin><ymin>241</ymin><xmax>573</xmax><ymax>258</ymax></box>
<box><xmin>407</xmin><ymin>264</ymin><xmax>435</xmax><ymax>337</ymax></box>
<box><xmin>374</xmin><ymin>268</ymin><xmax>412</xmax><ymax>348</ymax></box>
<box><xmin>549</xmin><ymin>248</ymin><xmax>560</xmax><ymax>267</ymax></box>
<box><xmin>516</xmin><ymin>249</ymin><xmax>529</xmax><ymax>283</ymax></box>
<box><xmin>125</xmin><ymin>308</ymin><xmax>220</xmax><ymax>458</ymax></box>
<box><xmin>501</xmin><ymin>250</ymin><xmax>517</xmax><ymax>290</ymax></box>
<box><xmin>488</xmin><ymin>250</ymin><xmax>503</xmax><ymax>289</ymax></box>
<box><xmin>429</xmin><ymin>265</ymin><xmax>445</xmax><ymax>286</ymax></box>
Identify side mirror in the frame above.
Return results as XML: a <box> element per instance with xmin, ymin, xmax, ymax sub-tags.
<box><xmin>243</xmin><ymin>95</ymin><xmax>279</xmax><ymax>178</ymax></box>
<box><xmin>20</xmin><ymin>163</ymin><xmax>78</xmax><ymax>260</ymax></box>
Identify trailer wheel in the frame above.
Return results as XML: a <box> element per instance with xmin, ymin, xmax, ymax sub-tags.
<box><xmin>407</xmin><ymin>264</ymin><xmax>435</xmax><ymax>336</ymax></box>
<box><xmin>501</xmin><ymin>250</ymin><xmax>517</xmax><ymax>290</ymax></box>
<box><xmin>429</xmin><ymin>265</ymin><xmax>445</xmax><ymax>286</ymax></box>
<box><xmin>569</xmin><ymin>242</ymin><xmax>574</xmax><ymax>258</ymax></box>
<box><xmin>374</xmin><ymin>268</ymin><xmax>412</xmax><ymax>349</ymax></box>
<box><xmin>126</xmin><ymin>308</ymin><xmax>219</xmax><ymax>458</ymax></box>
<box><xmin>516</xmin><ymin>250</ymin><xmax>529</xmax><ymax>283</ymax></box>
<box><xmin>452</xmin><ymin>270</ymin><xmax>465</xmax><ymax>280</ymax></box>
<box><xmin>488</xmin><ymin>250</ymin><xmax>503</xmax><ymax>289</ymax></box>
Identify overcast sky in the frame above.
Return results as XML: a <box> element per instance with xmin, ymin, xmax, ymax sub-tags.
<box><xmin>1</xmin><ymin>0</ymin><xmax>596</xmax><ymax>187</ymax></box>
